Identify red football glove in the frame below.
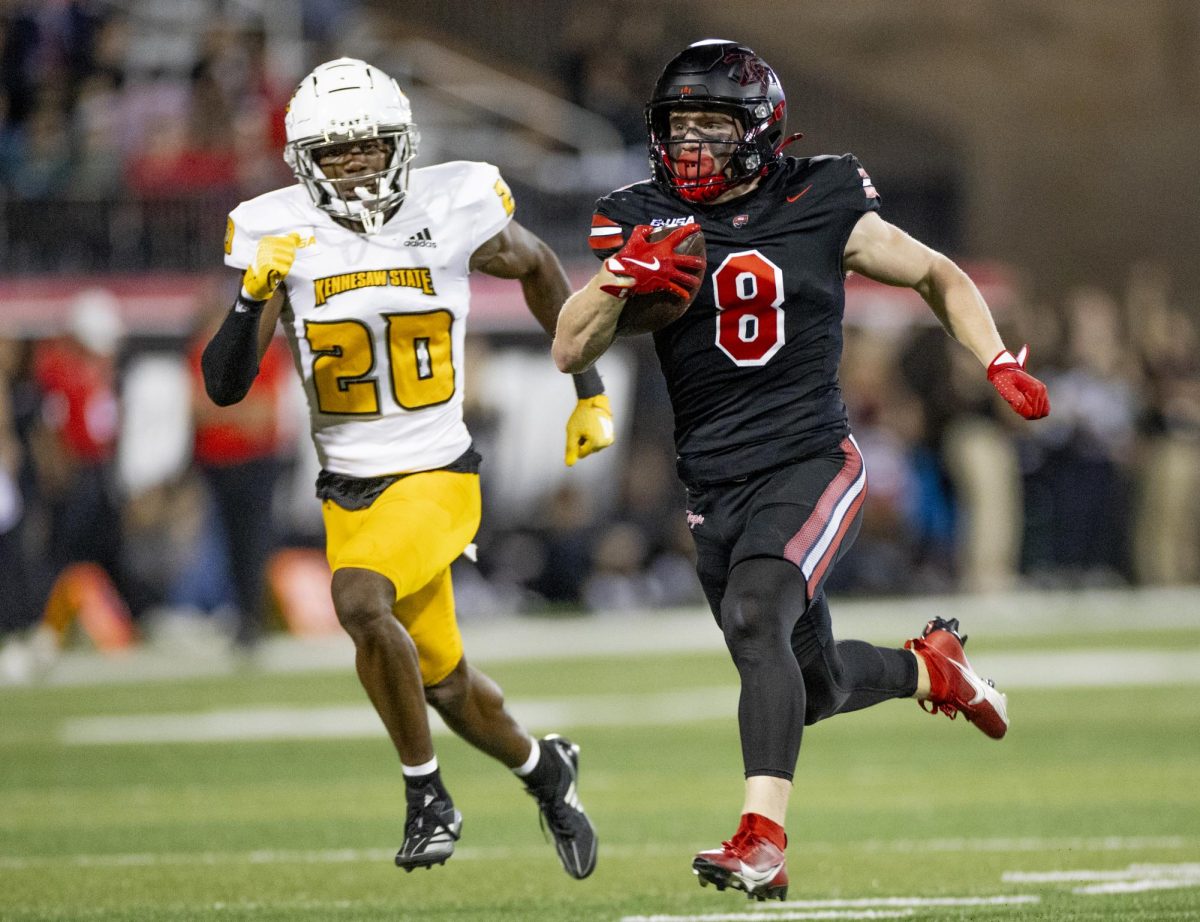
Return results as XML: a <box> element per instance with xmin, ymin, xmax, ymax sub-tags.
<box><xmin>599</xmin><ymin>224</ymin><xmax>705</xmax><ymax>302</ymax></box>
<box><xmin>987</xmin><ymin>344</ymin><xmax>1050</xmax><ymax>420</ymax></box>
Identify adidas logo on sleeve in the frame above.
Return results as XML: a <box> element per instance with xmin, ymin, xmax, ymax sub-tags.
<box><xmin>404</xmin><ymin>227</ymin><xmax>437</xmax><ymax>248</ymax></box>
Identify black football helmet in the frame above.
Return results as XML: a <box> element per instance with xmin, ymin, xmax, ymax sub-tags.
<box><xmin>646</xmin><ymin>39</ymin><xmax>787</xmax><ymax>203</ymax></box>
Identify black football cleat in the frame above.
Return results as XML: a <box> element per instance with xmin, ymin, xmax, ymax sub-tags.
<box><xmin>526</xmin><ymin>734</ymin><xmax>598</xmax><ymax>879</ymax></box>
<box><xmin>395</xmin><ymin>783</ymin><xmax>462</xmax><ymax>872</ymax></box>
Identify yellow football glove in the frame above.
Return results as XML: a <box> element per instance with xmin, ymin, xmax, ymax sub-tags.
<box><xmin>565</xmin><ymin>394</ymin><xmax>615</xmax><ymax>467</ymax></box>
<box><xmin>242</xmin><ymin>232</ymin><xmax>302</xmax><ymax>301</ymax></box>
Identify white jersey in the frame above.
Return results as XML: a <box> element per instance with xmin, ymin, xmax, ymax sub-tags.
<box><xmin>225</xmin><ymin>161</ymin><xmax>514</xmax><ymax>477</ymax></box>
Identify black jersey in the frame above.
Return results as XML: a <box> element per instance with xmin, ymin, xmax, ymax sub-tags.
<box><xmin>591</xmin><ymin>154</ymin><xmax>881</xmax><ymax>485</ymax></box>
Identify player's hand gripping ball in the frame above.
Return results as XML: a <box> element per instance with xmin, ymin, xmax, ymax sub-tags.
<box><xmin>601</xmin><ymin>224</ymin><xmax>706</xmax><ymax>336</ymax></box>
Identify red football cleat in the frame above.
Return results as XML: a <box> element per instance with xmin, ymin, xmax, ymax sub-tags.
<box><xmin>906</xmin><ymin>617</ymin><xmax>1009</xmax><ymax>739</ymax></box>
<box><xmin>692</xmin><ymin>820</ymin><xmax>789</xmax><ymax>902</ymax></box>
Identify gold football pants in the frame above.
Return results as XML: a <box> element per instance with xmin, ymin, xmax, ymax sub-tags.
<box><xmin>321</xmin><ymin>470</ymin><xmax>480</xmax><ymax>686</ymax></box>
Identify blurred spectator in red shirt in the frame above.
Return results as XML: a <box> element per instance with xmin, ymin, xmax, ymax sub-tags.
<box><xmin>188</xmin><ymin>299</ymin><xmax>290</xmax><ymax>651</ymax></box>
<box><xmin>31</xmin><ymin>287</ymin><xmax>128</xmax><ymax>607</ymax></box>
<box><xmin>124</xmin><ymin>114</ymin><xmax>236</xmax><ymax>198</ymax></box>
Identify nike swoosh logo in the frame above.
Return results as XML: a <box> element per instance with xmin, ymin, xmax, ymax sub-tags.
<box><xmin>737</xmin><ymin>860</ymin><xmax>783</xmax><ymax>885</ymax></box>
<box><xmin>624</xmin><ymin>257</ymin><xmax>660</xmax><ymax>271</ymax></box>
<box><xmin>786</xmin><ymin>184</ymin><xmax>813</xmax><ymax>203</ymax></box>
<box><xmin>949</xmin><ymin>658</ymin><xmax>987</xmax><ymax>705</ymax></box>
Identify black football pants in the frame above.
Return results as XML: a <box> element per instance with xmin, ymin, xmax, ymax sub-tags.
<box><xmin>687</xmin><ymin>441</ymin><xmax>918</xmax><ymax>781</ymax></box>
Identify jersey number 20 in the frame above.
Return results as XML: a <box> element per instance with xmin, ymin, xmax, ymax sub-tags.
<box><xmin>304</xmin><ymin>311</ymin><xmax>455</xmax><ymax>414</ymax></box>
<box><xmin>712</xmin><ymin>250</ymin><xmax>785</xmax><ymax>367</ymax></box>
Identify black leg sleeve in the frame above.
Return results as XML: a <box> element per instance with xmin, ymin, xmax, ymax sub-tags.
<box><xmin>201</xmin><ymin>294</ymin><xmax>266</xmax><ymax>406</ymax></box>
<box><xmin>720</xmin><ymin>557</ymin><xmax>810</xmax><ymax>781</ymax></box>
<box><xmin>796</xmin><ymin>592</ymin><xmax>919</xmax><ymax>725</ymax></box>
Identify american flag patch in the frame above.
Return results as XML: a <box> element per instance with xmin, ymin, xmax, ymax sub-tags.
<box><xmin>858</xmin><ymin>167</ymin><xmax>878</xmax><ymax>200</ymax></box>
<box><xmin>589</xmin><ymin>214</ymin><xmax>625</xmax><ymax>250</ymax></box>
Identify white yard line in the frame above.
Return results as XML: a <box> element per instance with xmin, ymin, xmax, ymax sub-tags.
<box><xmin>984</xmin><ymin>650</ymin><xmax>1200</xmax><ymax>689</ymax></box>
<box><xmin>59</xmin><ymin>687</ymin><xmax>741</xmax><ymax>744</ymax></box>
<box><xmin>779</xmin><ymin>897</ymin><xmax>1040</xmax><ymax>907</ymax></box>
<box><xmin>621</xmin><ymin>896</ymin><xmax>1043</xmax><ymax>922</ymax></box>
<box><xmin>865</xmin><ymin>835</ymin><xmax>1193</xmax><ymax>853</ymax></box>
<box><xmin>621</xmin><ymin>912</ymin><xmax>916</xmax><ymax>921</ymax></box>
<box><xmin>5</xmin><ymin>841</ymin><xmax>1194</xmax><ymax>873</ymax></box>
<box><xmin>1074</xmin><ymin>878</ymin><xmax>1200</xmax><ymax>894</ymax></box>
<box><xmin>12</xmin><ymin>586</ymin><xmax>1199</xmax><ymax>688</ymax></box>
<box><xmin>1003</xmin><ymin>863</ymin><xmax>1200</xmax><ymax>883</ymax></box>
<box><xmin>57</xmin><ymin>646</ymin><xmax>1200</xmax><ymax>746</ymax></box>
<box><xmin>1003</xmin><ymin>862</ymin><xmax>1200</xmax><ymax>896</ymax></box>
<box><xmin>0</xmin><ymin>845</ymin><xmax>534</xmax><ymax>870</ymax></box>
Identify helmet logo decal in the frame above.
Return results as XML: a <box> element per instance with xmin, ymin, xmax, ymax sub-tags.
<box><xmin>724</xmin><ymin>51</ymin><xmax>774</xmax><ymax>92</ymax></box>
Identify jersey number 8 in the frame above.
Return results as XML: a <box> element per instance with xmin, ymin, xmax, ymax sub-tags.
<box><xmin>304</xmin><ymin>311</ymin><xmax>455</xmax><ymax>414</ymax></box>
<box><xmin>712</xmin><ymin>250</ymin><xmax>785</xmax><ymax>367</ymax></box>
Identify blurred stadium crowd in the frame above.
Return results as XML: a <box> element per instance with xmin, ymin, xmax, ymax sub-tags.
<box><xmin>0</xmin><ymin>3</ymin><xmax>1197</xmax><ymax>668</ymax></box>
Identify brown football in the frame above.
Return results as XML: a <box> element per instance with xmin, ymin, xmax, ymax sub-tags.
<box><xmin>614</xmin><ymin>225</ymin><xmax>707</xmax><ymax>337</ymax></box>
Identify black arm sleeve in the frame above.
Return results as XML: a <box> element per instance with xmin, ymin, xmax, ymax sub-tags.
<box><xmin>201</xmin><ymin>294</ymin><xmax>266</xmax><ymax>406</ymax></box>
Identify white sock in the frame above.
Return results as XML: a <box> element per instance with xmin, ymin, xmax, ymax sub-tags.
<box><xmin>511</xmin><ymin>737</ymin><xmax>541</xmax><ymax>777</ymax></box>
<box><xmin>402</xmin><ymin>756</ymin><xmax>439</xmax><ymax>777</ymax></box>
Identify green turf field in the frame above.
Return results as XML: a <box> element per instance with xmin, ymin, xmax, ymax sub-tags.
<box><xmin>3</xmin><ymin>600</ymin><xmax>1199</xmax><ymax>921</ymax></box>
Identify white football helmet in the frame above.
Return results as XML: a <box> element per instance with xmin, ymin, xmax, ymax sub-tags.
<box><xmin>284</xmin><ymin>58</ymin><xmax>419</xmax><ymax>234</ymax></box>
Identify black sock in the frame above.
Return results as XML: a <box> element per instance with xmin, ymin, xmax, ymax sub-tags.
<box><xmin>522</xmin><ymin>740</ymin><xmax>559</xmax><ymax>791</ymax></box>
<box><xmin>405</xmin><ymin>768</ymin><xmax>450</xmax><ymax>807</ymax></box>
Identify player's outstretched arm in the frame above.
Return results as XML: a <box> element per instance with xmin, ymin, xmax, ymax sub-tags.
<box><xmin>843</xmin><ymin>212</ymin><xmax>1049</xmax><ymax>419</ymax></box>
<box><xmin>202</xmin><ymin>232</ymin><xmax>297</xmax><ymax>406</ymax></box>
<box><xmin>471</xmin><ymin>220</ymin><xmax>571</xmax><ymax>335</ymax></box>
<box><xmin>471</xmin><ymin>221</ymin><xmax>617</xmax><ymax>463</ymax></box>
<box><xmin>551</xmin><ymin>272</ymin><xmax>629</xmax><ymax>375</ymax></box>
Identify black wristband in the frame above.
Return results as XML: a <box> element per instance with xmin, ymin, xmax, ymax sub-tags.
<box><xmin>234</xmin><ymin>290</ymin><xmax>268</xmax><ymax>316</ymax></box>
<box><xmin>572</xmin><ymin>366</ymin><xmax>604</xmax><ymax>399</ymax></box>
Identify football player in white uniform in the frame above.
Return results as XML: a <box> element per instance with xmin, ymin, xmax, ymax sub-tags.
<box><xmin>202</xmin><ymin>58</ymin><xmax>601</xmax><ymax>879</ymax></box>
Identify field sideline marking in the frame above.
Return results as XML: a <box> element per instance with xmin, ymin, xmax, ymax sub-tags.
<box><xmin>1003</xmin><ymin>862</ymin><xmax>1200</xmax><ymax>882</ymax></box>
<box><xmin>57</xmin><ymin>646</ymin><xmax>1200</xmax><ymax>745</ymax></box>
<box><xmin>621</xmin><ymin>911</ymin><xmax>916</xmax><ymax>921</ymax></box>
<box><xmin>1003</xmin><ymin>862</ymin><xmax>1200</xmax><ymax>895</ymax></box>
<box><xmin>14</xmin><ymin>586</ymin><xmax>1199</xmax><ymax>689</ymax></box>
<box><xmin>59</xmin><ymin>687</ymin><xmax>741</xmax><ymax>745</ymax></box>
<box><xmin>3</xmin><ymin>840</ymin><xmax>1193</xmax><ymax>873</ymax></box>
<box><xmin>620</xmin><ymin>894</ymin><xmax>1043</xmax><ymax>922</ymax></box>
<box><xmin>860</xmin><ymin>835</ymin><xmax>1192</xmax><ymax>853</ymax></box>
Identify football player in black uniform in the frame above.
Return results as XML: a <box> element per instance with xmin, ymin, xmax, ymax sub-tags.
<box><xmin>553</xmin><ymin>40</ymin><xmax>1050</xmax><ymax>902</ymax></box>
